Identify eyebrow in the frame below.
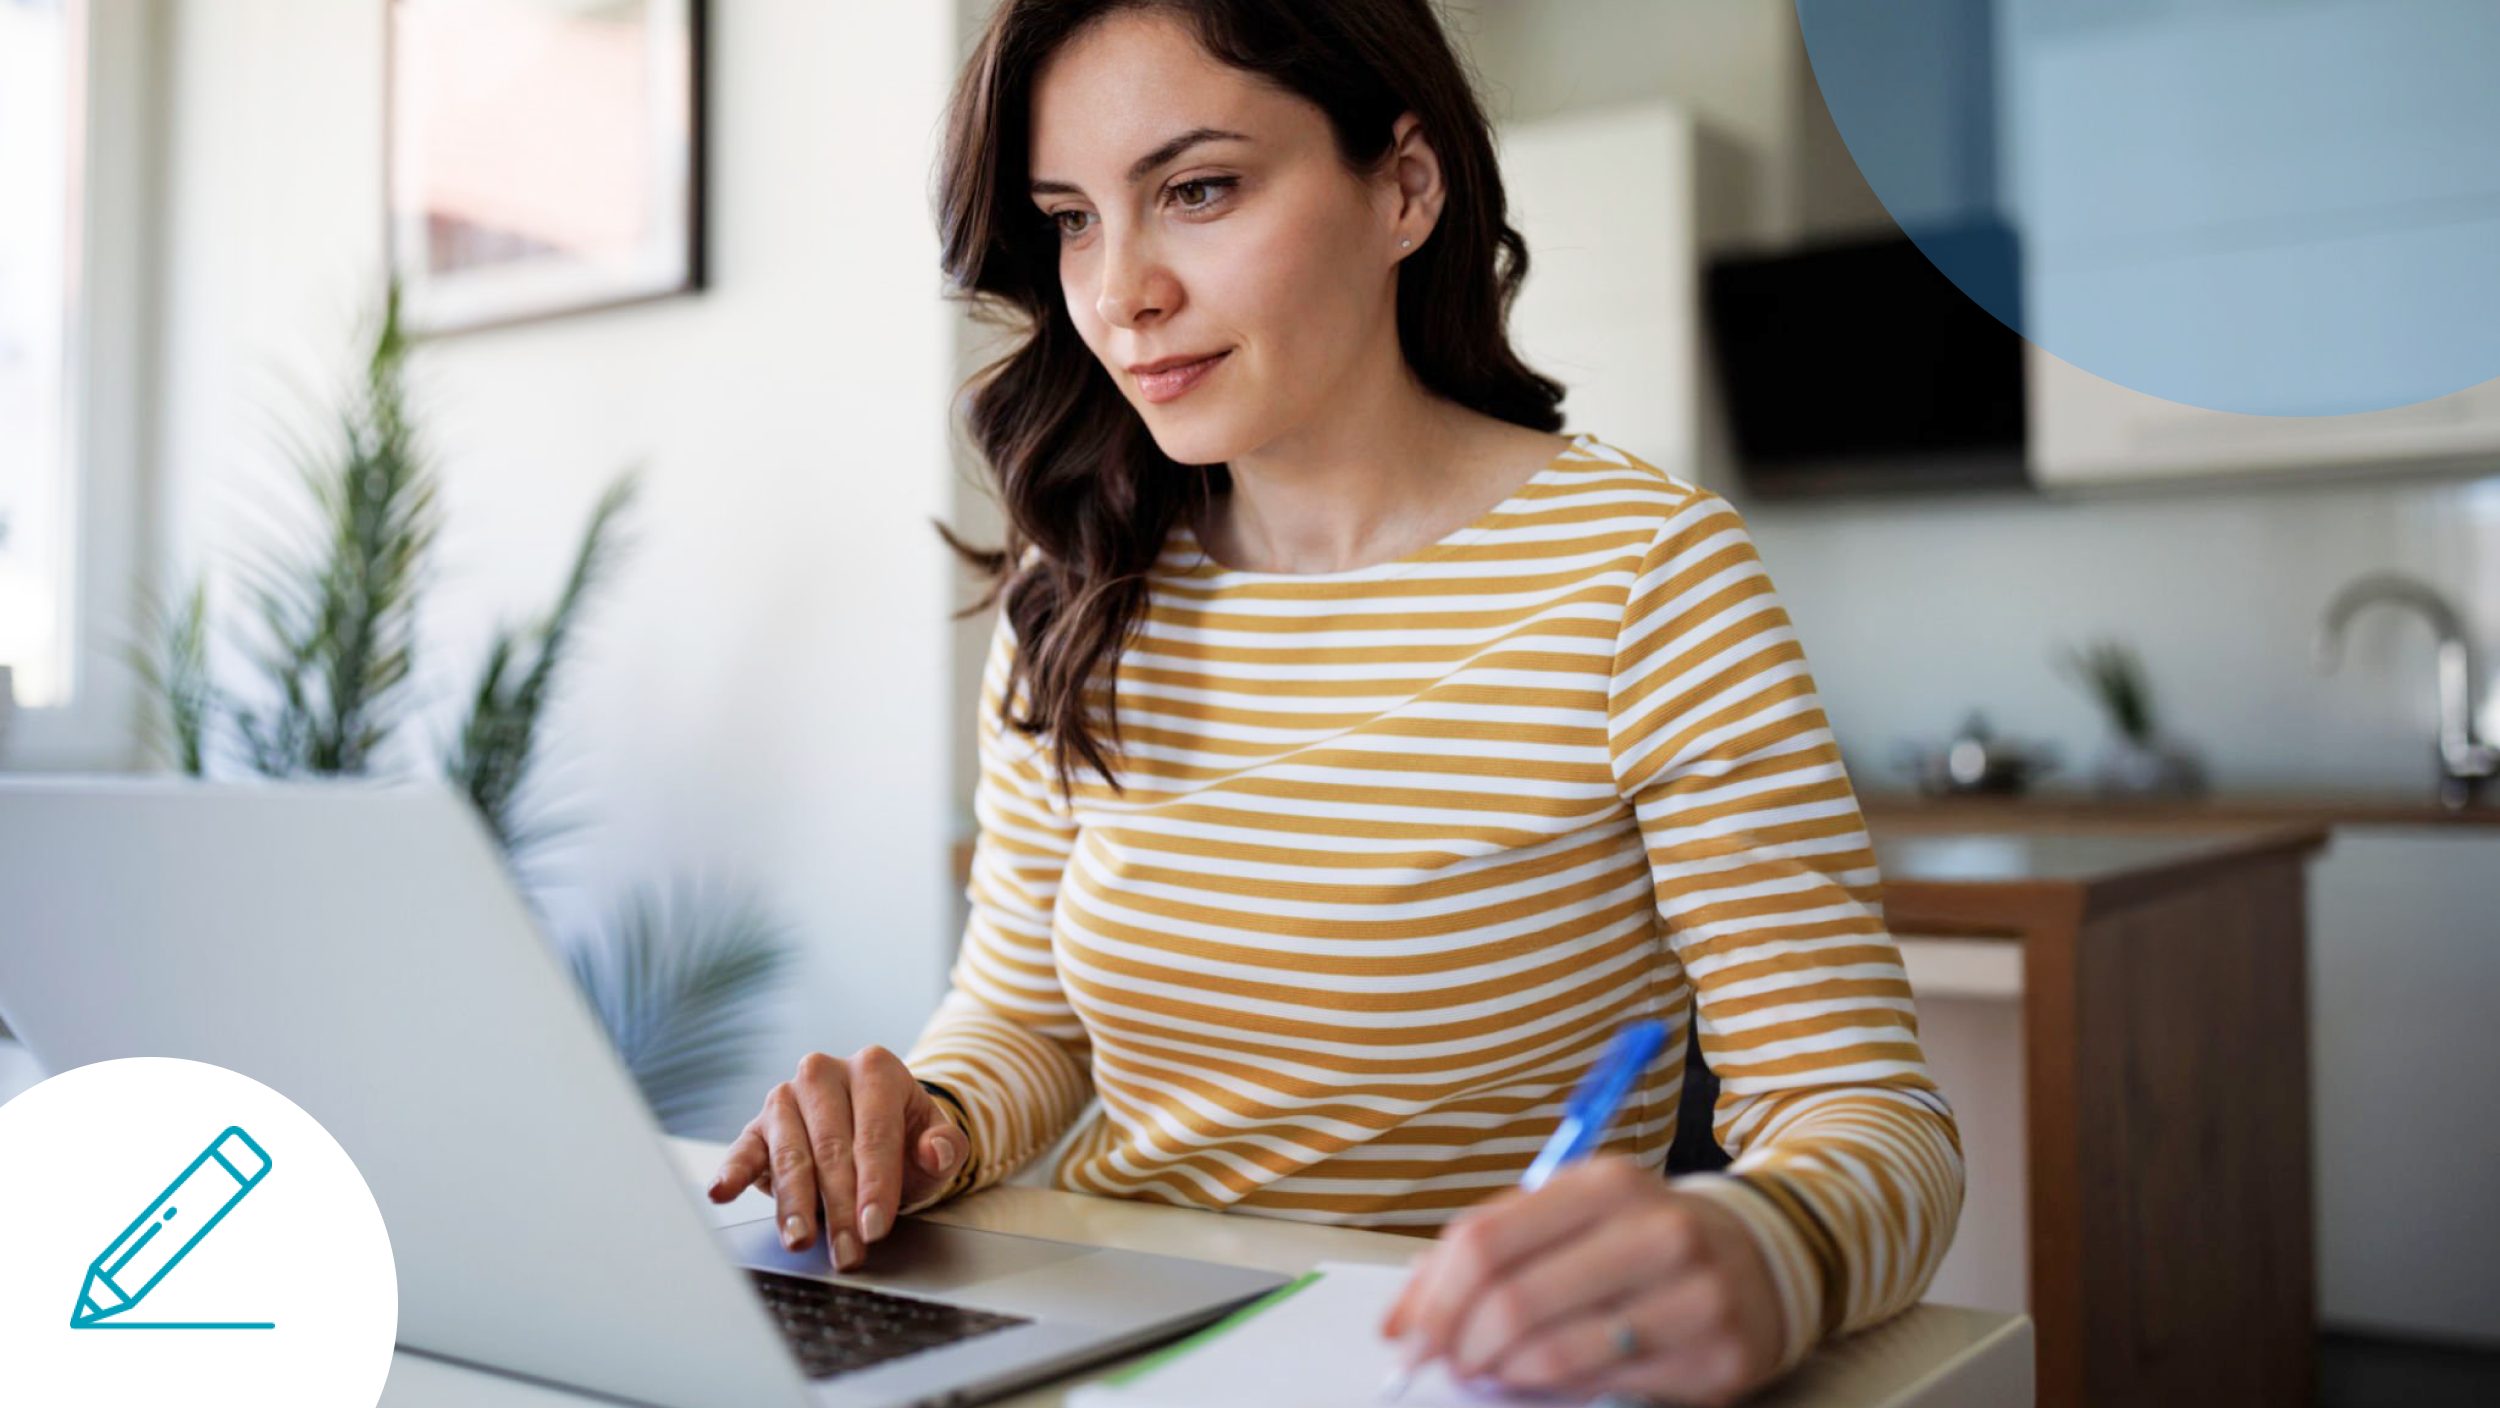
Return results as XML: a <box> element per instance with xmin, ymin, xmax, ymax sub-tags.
<box><xmin>1029</xmin><ymin>127</ymin><xmax>1251</xmax><ymax>197</ymax></box>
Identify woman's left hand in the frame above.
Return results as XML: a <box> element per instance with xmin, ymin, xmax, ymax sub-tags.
<box><xmin>1379</xmin><ymin>1157</ymin><xmax>1785</xmax><ymax>1407</ymax></box>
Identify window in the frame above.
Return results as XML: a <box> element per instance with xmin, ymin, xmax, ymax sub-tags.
<box><xmin>0</xmin><ymin>0</ymin><xmax>81</xmax><ymax>710</ymax></box>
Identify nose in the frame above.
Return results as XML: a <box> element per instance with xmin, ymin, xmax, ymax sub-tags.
<box><xmin>1093</xmin><ymin>226</ymin><xmax>1175</xmax><ymax>330</ymax></box>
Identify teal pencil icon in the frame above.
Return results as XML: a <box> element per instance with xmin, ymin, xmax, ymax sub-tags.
<box><xmin>71</xmin><ymin>1125</ymin><xmax>275</xmax><ymax>1330</ymax></box>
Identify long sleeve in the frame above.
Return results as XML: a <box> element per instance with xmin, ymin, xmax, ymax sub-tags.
<box><xmin>904</xmin><ymin>609</ymin><xmax>1097</xmax><ymax>1196</ymax></box>
<box><xmin>1604</xmin><ymin>489</ymin><xmax>1965</xmax><ymax>1372</ymax></box>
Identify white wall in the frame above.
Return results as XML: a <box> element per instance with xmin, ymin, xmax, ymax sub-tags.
<box><xmin>945</xmin><ymin>0</ymin><xmax>1010</xmax><ymax>903</ymax></box>
<box><xmin>150</xmin><ymin>0</ymin><xmax>965</xmax><ymax>1136</ymax></box>
<box><xmin>1735</xmin><ymin>473</ymin><xmax>2500</xmax><ymax>795</ymax></box>
<box><xmin>1478</xmin><ymin>0</ymin><xmax>1806</xmax><ymax>244</ymax></box>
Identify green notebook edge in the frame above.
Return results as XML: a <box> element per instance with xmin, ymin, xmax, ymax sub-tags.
<box><xmin>1096</xmin><ymin>1270</ymin><xmax>1325</xmax><ymax>1389</ymax></box>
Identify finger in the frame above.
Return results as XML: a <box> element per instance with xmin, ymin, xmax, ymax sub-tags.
<box><xmin>1482</xmin><ymin>1285</ymin><xmax>1645</xmax><ymax>1394</ymax></box>
<box><xmin>898</xmin><ymin>1121</ymin><xmax>968</xmax><ymax>1218</ymax></box>
<box><xmin>709</xmin><ymin>1122</ymin><xmax>766</xmax><ymax>1201</ymax></box>
<box><xmin>718</xmin><ymin>1113</ymin><xmax>766</xmax><ymax>1180</ymax></box>
<box><xmin>916</xmin><ymin>1122</ymin><xmax>967</xmax><ymax>1180</ymax></box>
<box><xmin>1449</xmin><ymin>1201</ymin><xmax>1705</xmax><ymax>1377</ymax></box>
<box><xmin>794</xmin><ymin>1054</ymin><xmax>864</xmax><ymax>1270</ymax></box>
<box><xmin>1405</xmin><ymin>1159</ymin><xmax>1654</xmax><ymax>1363</ymax></box>
<box><xmin>1379</xmin><ymin>1248</ymin><xmax>1439</xmax><ymax>1340</ymax></box>
<box><xmin>846</xmin><ymin>1047</ymin><xmax>913</xmax><ymax>1244</ymax></box>
<box><xmin>1573</xmin><ymin>1276</ymin><xmax>1752</xmax><ymax>1406</ymax></box>
<box><xmin>764</xmin><ymin>1085</ymin><xmax>820</xmax><ymax>1254</ymax></box>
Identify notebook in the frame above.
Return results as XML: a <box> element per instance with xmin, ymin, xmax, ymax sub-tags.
<box><xmin>1068</xmin><ymin>1261</ymin><xmax>1606</xmax><ymax>1408</ymax></box>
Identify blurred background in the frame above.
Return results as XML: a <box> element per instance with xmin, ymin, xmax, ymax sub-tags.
<box><xmin>2</xmin><ymin>2</ymin><xmax>2495</xmax><ymax>1402</ymax></box>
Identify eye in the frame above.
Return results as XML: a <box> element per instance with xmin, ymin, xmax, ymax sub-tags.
<box><xmin>1043</xmin><ymin>176</ymin><xmax>1238</xmax><ymax>245</ymax></box>
<box><xmin>1166</xmin><ymin>176</ymin><xmax>1236</xmax><ymax>213</ymax></box>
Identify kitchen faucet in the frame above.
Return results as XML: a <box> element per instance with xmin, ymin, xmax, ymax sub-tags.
<box><xmin>2315</xmin><ymin>572</ymin><xmax>2500</xmax><ymax>808</ymax></box>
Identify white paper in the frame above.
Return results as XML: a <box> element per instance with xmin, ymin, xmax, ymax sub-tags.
<box><xmin>1068</xmin><ymin>1261</ymin><xmax>1602</xmax><ymax>1408</ymax></box>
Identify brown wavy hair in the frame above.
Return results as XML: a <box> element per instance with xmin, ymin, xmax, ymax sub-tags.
<box><xmin>932</xmin><ymin>0</ymin><xmax>1564</xmax><ymax>802</ymax></box>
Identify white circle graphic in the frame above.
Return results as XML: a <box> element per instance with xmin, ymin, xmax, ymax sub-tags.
<box><xmin>0</xmin><ymin>1056</ymin><xmax>397</xmax><ymax>1405</ymax></box>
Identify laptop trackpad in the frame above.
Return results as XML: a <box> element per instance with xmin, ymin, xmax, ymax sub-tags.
<box><xmin>720</xmin><ymin>1213</ymin><xmax>1092</xmax><ymax>1295</ymax></box>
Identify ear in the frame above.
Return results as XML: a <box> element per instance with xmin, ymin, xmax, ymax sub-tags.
<box><xmin>1380</xmin><ymin>111</ymin><xmax>1445</xmax><ymax>259</ymax></box>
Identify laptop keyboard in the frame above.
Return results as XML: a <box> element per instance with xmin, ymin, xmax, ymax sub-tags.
<box><xmin>747</xmin><ymin>1267</ymin><xmax>1031</xmax><ymax>1380</ymax></box>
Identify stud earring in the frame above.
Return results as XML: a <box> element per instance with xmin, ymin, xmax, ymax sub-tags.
<box><xmin>1400</xmin><ymin>238</ymin><xmax>1412</xmax><ymax>248</ymax></box>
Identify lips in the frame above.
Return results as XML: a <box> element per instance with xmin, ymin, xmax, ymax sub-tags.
<box><xmin>1132</xmin><ymin>351</ymin><xmax>1228</xmax><ymax>405</ymax></box>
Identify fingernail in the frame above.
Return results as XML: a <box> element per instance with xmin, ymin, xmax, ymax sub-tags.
<box><xmin>1399</xmin><ymin>1331</ymin><xmax>1430</xmax><ymax>1371</ymax></box>
<box><xmin>834</xmin><ymin>1231</ymin><xmax>863</xmax><ymax>1269</ymax></box>
<box><xmin>783</xmin><ymin>1214</ymin><xmax>805</xmax><ymax>1249</ymax></box>
<box><xmin>861</xmin><ymin>1202</ymin><xmax>892</xmax><ymax>1241</ymax></box>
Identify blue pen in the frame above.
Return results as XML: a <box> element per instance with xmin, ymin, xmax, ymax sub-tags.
<box><xmin>1380</xmin><ymin>1018</ymin><xmax>1671</xmax><ymax>1401</ymax></box>
<box><xmin>1521</xmin><ymin>1018</ymin><xmax>1669</xmax><ymax>1190</ymax></box>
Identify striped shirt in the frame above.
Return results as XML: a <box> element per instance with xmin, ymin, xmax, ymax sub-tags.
<box><xmin>907</xmin><ymin>431</ymin><xmax>1962</xmax><ymax>1371</ymax></box>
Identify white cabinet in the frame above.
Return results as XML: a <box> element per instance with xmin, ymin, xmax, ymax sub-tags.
<box><xmin>1497</xmin><ymin>100</ymin><xmax>1727</xmax><ymax>493</ymax></box>
<box><xmin>2028</xmin><ymin>347</ymin><xmax>2500</xmax><ymax>488</ymax></box>
<box><xmin>1897</xmin><ymin>939</ymin><xmax>2028</xmax><ymax>1316</ymax></box>
<box><xmin>2306</xmin><ymin>828</ymin><xmax>2500</xmax><ymax>1344</ymax></box>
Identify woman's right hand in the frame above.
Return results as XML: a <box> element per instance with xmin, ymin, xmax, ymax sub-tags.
<box><xmin>705</xmin><ymin>1046</ymin><xmax>970</xmax><ymax>1271</ymax></box>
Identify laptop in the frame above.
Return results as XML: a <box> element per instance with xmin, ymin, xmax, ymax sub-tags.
<box><xmin>0</xmin><ymin>777</ymin><xmax>1287</xmax><ymax>1408</ymax></box>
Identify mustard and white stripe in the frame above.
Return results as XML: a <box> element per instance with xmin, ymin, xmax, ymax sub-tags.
<box><xmin>907</xmin><ymin>432</ymin><xmax>1962</xmax><ymax>1370</ymax></box>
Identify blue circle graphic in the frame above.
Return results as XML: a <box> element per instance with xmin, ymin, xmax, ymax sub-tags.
<box><xmin>1795</xmin><ymin>0</ymin><xmax>2500</xmax><ymax>417</ymax></box>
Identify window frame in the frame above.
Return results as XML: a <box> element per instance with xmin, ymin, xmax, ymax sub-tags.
<box><xmin>8</xmin><ymin>0</ymin><xmax>154</xmax><ymax>771</ymax></box>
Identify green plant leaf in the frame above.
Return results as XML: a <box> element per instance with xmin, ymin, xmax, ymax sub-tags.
<box><xmin>2055</xmin><ymin>638</ymin><xmax>2156</xmax><ymax>743</ymax></box>
<box><xmin>444</xmin><ymin>470</ymin><xmax>640</xmax><ymax>863</ymax></box>
<box><xmin>563</xmin><ymin>876</ymin><xmax>797</xmax><ymax>1134</ymax></box>
<box><xmin>125</xmin><ymin>577</ymin><xmax>215</xmax><ymax>776</ymax></box>
<box><xmin>223</xmin><ymin>281</ymin><xmax>441</xmax><ymax>778</ymax></box>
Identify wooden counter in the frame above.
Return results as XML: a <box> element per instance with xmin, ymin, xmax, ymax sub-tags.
<box><xmin>1873</xmin><ymin>814</ymin><xmax>2334</xmax><ymax>928</ymax></box>
<box><xmin>1869</xmin><ymin>815</ymin><xmax>2330</xmax><ymax>1408</ymax></box>
<box><xmin>1866</xmin><ymin>788</ymin><xmax>2500</xmax><ymax>829</ymax></box>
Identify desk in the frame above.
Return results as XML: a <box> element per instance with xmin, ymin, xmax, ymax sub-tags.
<box><xmin>378</xmin><ymin>1136</ymin><xmax>2030</xmax><ymax>1407</ymax></box>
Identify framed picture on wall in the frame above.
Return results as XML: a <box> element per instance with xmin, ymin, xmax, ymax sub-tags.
<box><xmin>386</xmin><ymin>0</ymin><xmax>708</xmax><ymax>336</ymax></box>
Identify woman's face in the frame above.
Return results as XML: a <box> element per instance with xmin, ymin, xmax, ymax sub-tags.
<box><xmin>1027</xmin><ymin>8</ymin><xmax>1419</xmax><ymax>467</ymax></box>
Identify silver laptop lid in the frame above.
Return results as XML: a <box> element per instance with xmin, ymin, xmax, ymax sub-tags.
<box><xmin>0</xmin><ymin>777</ymin><xmax>817</xmax><ymax>1408</ymax></box>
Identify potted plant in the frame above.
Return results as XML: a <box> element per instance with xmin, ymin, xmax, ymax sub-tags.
<box><xmin>129</xmin><ymin>282</ymin><xmax>793</xmax><ymax>1133</ymax></box>
<box><xmin>2056</xmin><ymin>639</ymin><xmax>2207</xmax><ymax>796</ymax></box>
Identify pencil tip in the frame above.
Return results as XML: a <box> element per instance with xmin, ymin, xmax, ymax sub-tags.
<box><xmin>71</xmin><ymin>1280</ymin><xmax>114</xmax><ymax>1328</ymax></box>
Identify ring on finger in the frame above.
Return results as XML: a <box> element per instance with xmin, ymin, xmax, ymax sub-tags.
<box><xmin>1610</xmin><ymin>1318</ymin><xmax>1642</xmax><ymax>1362</ymax></box>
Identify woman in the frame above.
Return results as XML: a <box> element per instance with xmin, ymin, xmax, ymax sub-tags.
<box><xmin>709</xmin><ymin>2</ymin><xmax>1962</xmax><ymax>1402</ymax></box>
